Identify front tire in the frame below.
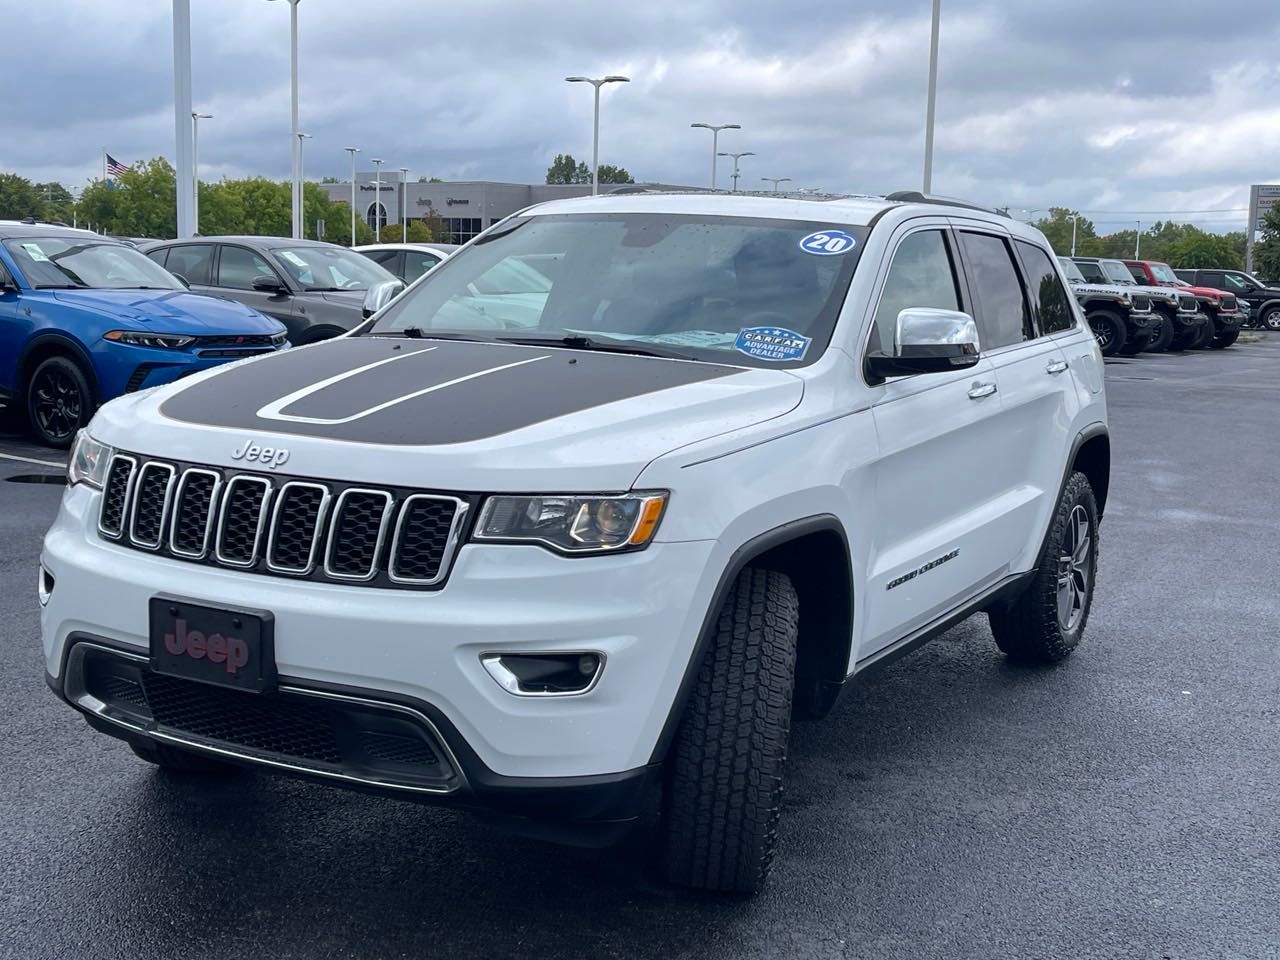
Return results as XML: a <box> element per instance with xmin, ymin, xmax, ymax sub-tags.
<box><xmin>1087</xmin><ymin>310</ymin><xmax>1126</xmax><ymax>357</ymax></box>
<box><xmin>1210</xmin><ymin>329</ymin><xmax>1240</xmax><ymax>349</ymax></box>
<box><xmin>1145</xmin><ymin>315</ymin><xmax>1174</xmax><ymax>353</ymax></box>
<box><xmin>1189</xmin><ymin>314</ymin><xmax>1217</xmax><ymax>349</ymax></box>
<box><xmin>661</xmin><ymin>567</ymin><xmax>799</xmax><ymax>895</ymax></box>
<box><xmin>988</xmin><ymin>472</ymin><xmax>1099</xmax><ymax>665</ymax></box>
<box><xmin>26</xmin><ymin>355</ymin><xmax>93</xmax><ymax>448</ymax></box>
<box><xmin>1260</xmin><ymin>305</ymin><xmax>1280</xmax><ymax>331</ymax></box>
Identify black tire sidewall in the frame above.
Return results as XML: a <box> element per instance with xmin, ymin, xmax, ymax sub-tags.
<box><xmin>1048</xmin><ymin>475</ymin><xmax>1100</xmax><ymax>651</ymax></box>
<box><xmin>26</xmin><ymin>355</ymin><xmax>94</xmax><ymax>448</ymax></box>
<box><xmin>1262</xmin><ymin>306</ymin><xmax>1280</xmax><ymax>331</ymax></box>
<box><xmin>1088</xmin><ymin>310</ymin><xmax>1126</xmax><ymax>357</ymax></box>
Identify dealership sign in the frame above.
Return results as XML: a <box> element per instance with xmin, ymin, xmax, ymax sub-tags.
<box><xmin>1249</xmin><ymin>184</ymin><xmax>1280</xmax><ymax>231</ymax></box>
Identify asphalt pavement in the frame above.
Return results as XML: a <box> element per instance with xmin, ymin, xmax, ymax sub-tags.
<box><xmin>2</xmin><ymin>337</ymin><xmax>1278</xmax><ymax>960</ymax></box>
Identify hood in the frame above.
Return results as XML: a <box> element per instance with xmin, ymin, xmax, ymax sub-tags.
<box><xmin>49</xmin><ymin>288</ymin><xmax>284</xmax><ymax>333</ymax></box>
<box><xmin>1170</xmin><ymin>284</ymin><xmax>1229</xmax><ymax>302</ymax></box>
<box><xmin>1069</xmin><ymin>281</ymin><xmax>1133</xmax><ymax>299</ymax></box>
<box><xmin>93</xmin><ymin>336</ymin><xmax>804</xmax><ymax>491</ymax></box>
<box><xmin>1117</xmin><ymin>282</ymin><xmax>1178</xmax><ymax>303</ymax></box>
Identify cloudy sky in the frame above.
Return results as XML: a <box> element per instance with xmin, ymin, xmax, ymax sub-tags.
<box><xmin>4</xmin><ymin>0</ymin><xmax>1279</xmax><ymax>232</ymax></box>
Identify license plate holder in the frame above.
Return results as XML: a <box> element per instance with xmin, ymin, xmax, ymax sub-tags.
<box><xmin>149</xmin><ymin>595</ymin><xmax>276</xmax><ymax>693</ymax></box>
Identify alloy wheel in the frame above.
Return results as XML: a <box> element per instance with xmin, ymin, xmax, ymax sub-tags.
<box><xmin>1056</xmin><ymin>505</ymin><xmax>1092</xmax><ymax>631</ymax></box>
<box><xmin>31</xmin><ymin>367</ymin><xmax>82</xmax><ymax>443</ymax></box>
<box><xmin>1091</xmin><ymin>321</ymin><xmax>1113</xmax><ymax>349</ymax></box>
<box><xmin>1264</xmin><ymin>307</ymin><xmax>1280</xmax><ymax>331</ymax></box>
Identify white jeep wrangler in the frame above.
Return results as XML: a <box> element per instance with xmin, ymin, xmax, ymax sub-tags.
<box><xmin>41</xmin><ymin>190</ymin><xmax>1108</xmax><ymax>894</ymax></box>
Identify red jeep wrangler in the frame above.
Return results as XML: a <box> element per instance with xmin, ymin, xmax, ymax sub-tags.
<box><xmin>1122</xmin><ymin>259</ymin><xmax>1243</xmax><ymax>349</ymax></box>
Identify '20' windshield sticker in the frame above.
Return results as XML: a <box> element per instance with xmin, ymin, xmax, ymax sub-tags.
<box><xmin>735</xmin><ymin>326</ymin><xmax>812</xmax><ymax>362</ymax></box>
<box><xmin>799</xmin><ymin>229</ymin><xmax>857</xmax><ymax>256</ymax></box>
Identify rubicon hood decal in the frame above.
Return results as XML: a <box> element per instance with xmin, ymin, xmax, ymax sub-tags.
<box><xmin>159</xmin><ymin>337</ymin><xmax>740</xmax><ymax>445</ymax></box>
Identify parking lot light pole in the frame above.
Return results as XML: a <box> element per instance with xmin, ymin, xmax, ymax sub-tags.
<box><xmin>762</xmin><ymin>177</ymin><xmax>791</xmax><ymax>193</ymax></box>
<box><xmin>564</xmin><ymin>76</ymin><xmax>630</xmax><ymax>196</ymax></box>
<box><xmin>267</xmin><ymin>0</ymin><xmax>303</xmax><ymax>238</ymax></box>
<box><xmin>344</xmin><ymin>146</ymin><xmax>359</xmax><ymax>245</ymax></box>
<box><xmin>1071</xmin><ymin>214</ymin><xmax>1080</xmax><ymax>257</ymax></box>
<box><xmin>371</xmin><ymin>158</ymin><xmax>384</xmax><ymax>242</ymax></box>
<box><xmin>691</xmin><ymin>123</ymin><xmax>740</xmax><ymax>191</ymax></box>
<box><xmin>172</xmin><ymin>0</ymin><xmax>195</xmax><ymax>238</ymax></box>
<box><xmin>923</xmin><ymin>0</ymin><xmax>941</xmax><ymax>193</ymax></box>
<box><xmin>1135</xmin><ymin>220</ymin><xmax>1142</xmax><ymax>258</ymax></box>
<box><xmin>399</xmin><ymin>167</ymin><xmax>409</xmax><ymax>237</ymax></box>
<box><xmin>717</xmin><ymin>151</ymin><xmax>755</xmax><ymax>192</ymax></box>
<box><xmin>296</xmin><ymin>132</ymin><xmax>312</xmax><ymax>236</ymax></box>
<box><xmin>191</xmin><ymin>112</ymin><xmax>212</xmax><ymax>234</ymax></box>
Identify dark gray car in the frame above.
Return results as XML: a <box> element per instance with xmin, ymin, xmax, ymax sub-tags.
<box><xmin>143</xmin><ymin>237</ymin><xmax>399</xmax><ymax>344</ymax></box>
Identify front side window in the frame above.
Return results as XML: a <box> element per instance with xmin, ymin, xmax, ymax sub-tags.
<box><xmin>1126</xmin><ymin>264</ymin><xmax>1146</xmax><ymax>283</ymax></box>
<box><xmin>868</xmin><ymin>230</ymin><xmax>960</xmax><ymax>354</ymax></box>
<box><xmin>1074</xmin><ymin>260</ymin><xmax>1106</xmax><ymax>283</ymax></box>
<box><xmin>217</xmin><ymin>246</ymin><xmax>280</xmax><ymax>290</ymax></box>
<box><xmin>271</xmin><ymin>245</ymin><xmax>394</xmax><ymax>291</ymax></box>
<box><xmin>1219</xmin><ymin>273</ymin><xmax>1248</xmax><ymax>292</ymax></box>
<box><xmin>1016</xmin><ymin>241</ymin><xmax>1074</xmax><ymax>335</ymax></box>
<box><xmin>957</xmin><ymin>232</ymin><xmax>1031</xmax><ymax>350</ymax></box>
<box><xmin>4</xmin><ymin>238</ymin><xmax>183</xmax><ymax>290</ymax></box>
<box><xmin>365</xmin><ymin>213</ymin><xmax>867</xmax><ymax>368</ymax></box>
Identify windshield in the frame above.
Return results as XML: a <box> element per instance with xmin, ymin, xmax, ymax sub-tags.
<box><xmin>1149</xmin><ymin>262</ymin><xmax>1179</xmax><ymax>284</ymax></box>
<box><xmin>1057</xmin><ymin>257</ymin><xmax>1086</xmax><ymax>282</ymax></box>
<box><xmin>363</xmin><ymin>213</ymin><xmax>866</xmax><ymax>367</ymax></box>
<box><xmin>4</xmin><ymin>238</ymin><xmax>183</xmax><ymax>290</ymax></box>
<box><xmin>271</xmin><ymin>245</ymin><xmax>395</xmax><ymax>291</ymax></box>
<box><xmin>1100</xmin><ymin>260</ymin><xmax>1135</xmax><ymax>284</ymax></box>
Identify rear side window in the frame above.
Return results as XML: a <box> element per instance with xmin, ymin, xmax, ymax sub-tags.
<box><xmin>957</xmin><ymin>231</ymin><xmax>1031</xmax><ymax>351</ymax></box>
<box><xmin>1015</xmin><ymin>241</ymin><xmax>1074</xmax><ymax>335</ymax></box>
<box><xmin>868</xmin><ymin>230</ymin><xmax>961</xmax><ymax>354</ymax></box>
<box><xmin>163</xmin><ymin>244</ymin><xmax>214</xmax><ymax>285</ymax></box>
<box><xmin>1125</xmin><ymin>264</ymin><xmax>1146</xmax><ymax>283</ymax></box>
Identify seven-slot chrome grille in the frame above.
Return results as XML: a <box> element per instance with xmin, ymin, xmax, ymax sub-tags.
<box><xmin>1177</xmin><ymin>295</ymin><xmax>1198</xmax><ymax>313</ymax></box>
<box><xmin>97</xmin><ymin>453</ymin><xmax>472</xmax><ymax>590</ymax></box>
<box><xmin>1130</xmin><ymin>295</ymin><xmax>1151</xmax><ymax>313</ymax></box>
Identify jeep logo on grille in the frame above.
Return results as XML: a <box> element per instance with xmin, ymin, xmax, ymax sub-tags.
<box><xmin>231</xmin><ymin>439</ymin><xmax>290</xmax><ymax>469</ymax></box>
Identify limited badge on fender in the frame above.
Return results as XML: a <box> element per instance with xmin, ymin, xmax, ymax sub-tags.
<box><xmin>735</xmin><ymin>326</ymin><xmax>812</xmax><ymax>362</ymax></box>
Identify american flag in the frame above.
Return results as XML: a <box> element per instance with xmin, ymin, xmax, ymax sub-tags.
<box><xmin>105</xmin><ymin>153</ymin><xmax>128</xmax><ymax>179</ymax></box>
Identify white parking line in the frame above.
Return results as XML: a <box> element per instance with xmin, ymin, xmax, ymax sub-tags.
<box><xmin>0</xmin><ymin>451</ymin><xmax>66</xmax><ymax>469</ymax></box>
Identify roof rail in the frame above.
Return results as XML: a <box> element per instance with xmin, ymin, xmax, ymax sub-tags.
<box><xmin>884</xmin><ymin>191</ymin><xmax>1004</xmax><ymax>217</ymax></box>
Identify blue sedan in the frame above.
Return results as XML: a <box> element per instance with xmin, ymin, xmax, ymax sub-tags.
<box><xmin>0</xmin><ymin>223</ymin><xmax>288</xmax><ymax>446</ymax></box>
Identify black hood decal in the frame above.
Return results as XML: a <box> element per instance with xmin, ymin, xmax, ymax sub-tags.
<box><xmin>159</xmin><ymin>337</ymin><xmax>739</xmax><ymax>445</ymax></box>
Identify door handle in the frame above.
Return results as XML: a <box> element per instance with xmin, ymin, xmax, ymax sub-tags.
<box><xmin>967</xmin><ymin>381</ymin><xmax>997</xmax><ymax>400</ymax></box>
<box><xmin>1046</xmin><ymin>359</ymin><xmax>1069</xmax><ymax>374</ymax></box>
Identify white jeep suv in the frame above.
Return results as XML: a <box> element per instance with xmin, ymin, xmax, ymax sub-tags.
<box><xmin>41</xmin><ymin>190</ymin><xmax>1108</xmax><ymax>894</ymax></box>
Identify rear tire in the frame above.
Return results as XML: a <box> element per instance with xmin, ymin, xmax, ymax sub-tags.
<box><xmin>1087</xmin><ymin>310</ymin><xmax>1126</xmax><ymax>357</ymax></box>
<box><xmin>660</xmin><ymin>567</ymin><xmax>799</xmax><ymax>895</ymax></box>
<box><xmin>988</xmin><ymin>472</ymin><xmax>1098</xmax><ymax>665</ymax></box>
<box><xmin>1210</xmin><ymin>329</ymin><xmax>1240</xmax><ymax>349</ymax></box>
<box><xmin>1262</xmin><ymin>305</ymin><xmax>1280</xmax><ymax>331</ymax></box>
<box><xmin>129</xmin><ymin>740</ymin><xmax>241</xmax><ymax>776</ymax></box>
<box><xmin>25</xmin><ymin>355</ymin><xmax>93</xmax><ymax>448</ymax></box>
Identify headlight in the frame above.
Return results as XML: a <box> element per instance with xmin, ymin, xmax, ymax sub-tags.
<box><xmin>104</xmin><ymin>330</ymin><xmax>195</xmax><ymax>349</ymax></box>
<box><xmin>68</xmin><ymin>431</ymin><xmax>113</xmax><ymax>489</ymax></box>
<box><xmin>474</xmin><ymin>492</ymin><xmax>668</xmax><ymax>554</ymax></box>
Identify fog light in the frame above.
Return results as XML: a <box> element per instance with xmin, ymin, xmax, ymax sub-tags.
<box><xmin>37</xmin><ymin>565</ymin><xmax>55</xmax><ymax>606</ymax></box>
<box><xmin>481</xmin><ymin>652</ymin><xmax>605</xmax><ymax>697</ymax></box>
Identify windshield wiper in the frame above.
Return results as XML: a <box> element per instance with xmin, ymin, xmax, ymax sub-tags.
<box><xmin>36</xmin><ymin>283</ymin><xmax>88</xmax><ymax>289</ymax></box>
<box><xmin>495</xmin><ymin>333</ymin><xmax>697</xmax><ymax>362</ymax></box>
<box><xmin>367</xmin><ymin>328</ymin><xmax>500</xmax><ymax>343</ymax></box>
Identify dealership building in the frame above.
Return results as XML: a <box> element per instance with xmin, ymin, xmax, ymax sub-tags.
<box><xmin>321</xmin><ymin>175</ymin><xmax>700</xmax><ymax>243</ymax></box>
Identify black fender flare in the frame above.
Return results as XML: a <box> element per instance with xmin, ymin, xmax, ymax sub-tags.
<box><xmin>648</xmin><ymin>514</ymin><xmax>853</xmax><ymax>763</ymax></box>
<box><xmin>18</xmin><ymin>332</ymin><xmax>100</xmax><ymax>401</ymax></box>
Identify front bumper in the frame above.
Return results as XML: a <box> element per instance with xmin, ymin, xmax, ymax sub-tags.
<box><xmin>41</xmin><ymin>483</ymin><xmax>720</xmax><ymax>786</ymax></box>
<box><xmin>1173</xmin><ymin>310</ymin><xmax>1207</xmax><ymax>331</ymax></box>
<box><xmin>1214</xmin><ymin>310</ymin><xmax>1245</xmax><ymax>331</ymax></box>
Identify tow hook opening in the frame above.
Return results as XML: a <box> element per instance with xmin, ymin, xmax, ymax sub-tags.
<box><xmin>481</xmin><ymin>652</ymin><xmax>605</xmax><ymax>697</ymax></box>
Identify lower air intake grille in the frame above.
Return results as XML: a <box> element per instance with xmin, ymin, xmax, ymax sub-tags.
<box><xmin>141</xmin><ymin>672</ymin><xmax>343</xmax><ymax>765</ymax></box>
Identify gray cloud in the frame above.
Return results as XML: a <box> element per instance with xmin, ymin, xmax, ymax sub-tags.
<box><xmin>3</xmin><ymin>0</ymin><xmax>1279</xmax><ymax>231</ymax></box>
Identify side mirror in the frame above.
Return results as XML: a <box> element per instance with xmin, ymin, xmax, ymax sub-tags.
<box><xmin>251</xmin><ymin>275</ymin><xmax>287</xmax><ymax>294</ymax></box>
<box><xmin>361</xmin><ymin>279</ymin><xmax>407</xmax><ymax>319</ymax></box>
<box><xmin>866</xmin><ymin>307</ymin><xmax>981</xmax><ymax>381</ymax></box>
<box><xmin>172</xmin><ymin>273</ymin><xmax>191</xmax><ymax>289</ymax></box>
<box><xmin>0</xmin><ymin>272</ymin><xmax>16</xmax><ymax>293</ymax></box>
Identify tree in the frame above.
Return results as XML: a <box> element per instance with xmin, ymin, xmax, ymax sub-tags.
<box><xmin>417</xmin><ymin>175</ymin><xmax>443</xmax><ymax>183</ymax></box>
<box><xmin>1032</xmin><ymin>208</ymin><xmax>1102</xmax><ymax>257</ymax></box>
<box><xmin>545</xmin><ymin>153</ymin><xmax>591</xmax><ymax>184</ymax></box>
<box><xmin>320</xmin><ymin>176</ymin><xmax>340</xmax><ymax>184</ymax></box>
<box><xmin>378</xmin><ymin>221</ymin><xmax>435</xmax><ymax>243</ymax></box>
<box><xmin>1253</xmin><ymin>206</ymin><xmax>1280</xmax><ymax>280</ymax></box>
<box><xmin>1164</xmin><ymin>230</ymin><xmax>1242</xmax><ymax>269</ymax></box>
<box><xmin>0</xmin><ymin>172</ymin><xmax>49</xmax><ymax>221</ymax></box>
<box><xmin>596</xmin><ymin>164</ymin><xmax>634</xmax><ymax>185</ymax></box>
